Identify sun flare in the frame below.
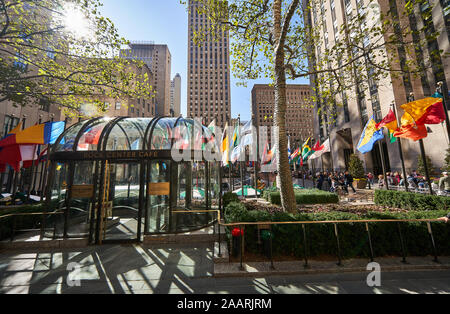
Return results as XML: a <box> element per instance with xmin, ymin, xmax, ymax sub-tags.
<box><xmin>62</xmin><ymin>4</ymin><xmax>92</xmax><ymax>39</ymax></box>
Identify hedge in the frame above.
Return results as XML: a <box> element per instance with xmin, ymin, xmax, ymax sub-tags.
<box><xmin>375</xmin><ymin>190</ymin><xmax>450</xmax><ymax>211</ymax></box>
<box><xmin>0</xmin><ymin>202</ymin><xmax>58</xmax><ymax>240</ymax></box>
<box><xmin>264</xmin><ymin>189</ymin><xmax>339</xmax><ymax>206</ymax></box>
<box><xmin>224</xmin><ymin>201</ymin><xmax>450</xmax><ymax>259</ymax></box>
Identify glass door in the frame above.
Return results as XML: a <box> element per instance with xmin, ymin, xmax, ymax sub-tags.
<box><xmin>100</xmin><ymin>161</ymin><xmax>142</xmax><ymax>242</ymax></box>
<box><xmin>146</xmin><ymin>160</ymin><xmax>171</xmax><ymax>234</ymax></box>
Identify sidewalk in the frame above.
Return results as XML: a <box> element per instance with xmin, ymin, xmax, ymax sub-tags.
<box><xmin>215</xmin><ymin>256</ymin><xmax>450</xmax><ymax>278</ymax></box>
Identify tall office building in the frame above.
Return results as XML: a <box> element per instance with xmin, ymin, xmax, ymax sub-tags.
<box><xmin>305</xmin><ymin>0</ymin><xmax>450</xmax><ymax>173</ymax></box>
<box><xmin>120</xmin><ymin>42</ymin><xmax>172</xmax><ymax>117</ymax></box>
<box><xmin>187</xmin><ymin>0</ymin><xmax>231</xmax><ymax>127</ymax></box>
<box><xmin>252</xmin><ymin>84</ymin><xmax>314</xmax><ymax>146</ymax></box>
<box><xmin>170</xmin><ymin>73</ymin><xmax>182</xmax><ymax>117</ymax></box>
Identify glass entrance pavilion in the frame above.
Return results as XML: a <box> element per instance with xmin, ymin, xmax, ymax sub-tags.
<box><xmin>47</xmin><ymin>117</ymin><xmax>221</xmax><ymax>244</ymax></box>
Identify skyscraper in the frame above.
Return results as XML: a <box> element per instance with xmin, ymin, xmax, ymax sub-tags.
<box><xmin>120</xmin><ymin>42</ymin><xmax>172</xmax><ymax>117</ymax></box>
<box><xmin>187</xmin><ymin>0</ymin><xmax>231</xmax><ymax>127</ymax></box>
<box><xmin>170</xmin><ymin>73</ymin><xmax>182</xmax><ymax>117</ymax></box>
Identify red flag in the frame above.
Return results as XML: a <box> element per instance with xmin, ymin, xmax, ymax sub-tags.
<box><xmin>393</xmin><ymin>123</ymin><xmax>428</xmax><ymax>141</ymax></box>
<box><xmin>376</xmin><ymin>109</ymin><xmax>398</xmax><ymax>130</ymax></box>
<box><xmin>312</xmin><ymin>140</ymin><xmax>323</xmax><ymax>152</ymax></box>
<box><xmin>415</xmin><ymin>101</ymin><xmax>446</xmax><ymax>125</ymax></box>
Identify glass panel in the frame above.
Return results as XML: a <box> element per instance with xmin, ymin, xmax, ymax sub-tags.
<box><xmin>210</xmin><ymin>162</ymin><xmax>220</xmax><ymax>210</ymax></box>
<box><xmin>54</xmin><ymin>121</ymin><xmax>89</xmax><ymax>152</ymax></box>
<box><xmin>67</xmin><ymin>161</ymin><xmax>96</xmax><ymax>238</ymax></box>
<box><xmin>105</xmin><ymin>118</ymin><xmax>153</xmax><ymax>151</ymax></box>
<box><xmin>104</xmin><ymin>163</ymin><xmax>141</xmax><ymax>240</ymax></box>
<box><xmin>146</xmin><ymin>160</ymin><xmax>170</xmax><ymax>234</ymax></box>
<box><xmin>76</xmin><ymin>119</ymin><xmax>112</xmax><ymax>151</ymax></box>
<box><xmin>149</xmin><ymin>118</ymin><xmax>175</xmax><ymax>150</ymax></box>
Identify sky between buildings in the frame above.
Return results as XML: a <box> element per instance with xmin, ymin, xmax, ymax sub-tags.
<box><xmin>99</xmin><ymin>0</ymin><xmax>310</xmax><ymax>122</ymax></box>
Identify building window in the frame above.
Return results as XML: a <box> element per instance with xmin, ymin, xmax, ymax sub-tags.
<box><xmin>115</xmin><ymin>102</ymin><xmax>121</xmax><ymax>110</ymax></box>
<box><xmin>3</xmin><ymin>116</ymin><xmax>20</xmax><ymax>137</ymax></box>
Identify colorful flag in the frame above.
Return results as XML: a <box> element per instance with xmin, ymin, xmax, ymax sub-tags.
<box><xmin>357</xmin><ymin>116</ymin><xmax>385</xmax><ymax>154</ymax></box>
<box><xmin>302</xmin><ymin>137</ymin><xmax>313</xmax><ymax>162</ymax></box>
<box><xmin>393</xmin><ymin>123</ymin><xmax>428</xmax><ymax>142</ymax></box>
<box><xmin>0</xmin><ymin>144</ymin><xmax>38</xmax><ymax>172</ymax></box>
<box><xmin>377</xmin><ymin>109</ymin><xmax>399</xmax><ymax>144</ymax></box>
<box><xmin>401</xmin><ymin>97</ymin><xmax>446</xmax><ymax>126</ymax></box>
<box><xmin>221</xmin><ymin>122</ymin><xmax>230</xmax><ymax>166</ymax></box>
<box><xmin>261</xmin><ymin>141</ymin><xmax>274</xmax><ymax>165</ymax></box>
<box><xmin>0</xmin><ymin>121</ymin><xmax>65</xmax><ymax>147</ymax></box>
<box><xmin>310</xmin><ymin>139</ymin><xmax>330</xmax><ymax>160</ymax></box>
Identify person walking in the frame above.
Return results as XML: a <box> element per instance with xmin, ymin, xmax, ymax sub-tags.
<box><xmin>344</xmin><ymin>171</ymin><xmax>356</xmax><ymax>193</ymax></box>
<box><xmin>439</xmin><ymin>172</ymin><xmax>450</xmax><ymax>194</ymax></box>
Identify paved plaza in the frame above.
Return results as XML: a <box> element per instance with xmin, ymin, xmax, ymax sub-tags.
<box><xmin>1</xmin><ymin>244</ymin><xmax>449</xmax><ymax>294</ymax></box>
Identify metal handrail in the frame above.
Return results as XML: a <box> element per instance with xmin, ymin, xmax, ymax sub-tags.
<box><xmin>0</xmin><ymin>211</ymin><xmax>65</xmax><ymax>242</ymax></box>
<box><xmin>173</xmin><ymin>209</ymin><xmax>446</xmax><ymax>269</ymax></box>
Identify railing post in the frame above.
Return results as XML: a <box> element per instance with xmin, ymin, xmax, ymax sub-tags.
<box><xmin>426</xmin><ymin>222</ymin><xmax>439</xmax><ymax>263</ymax></box>
<box><xmin>397</xmin><ymin>222</ymin><xmax>407</xmax><ymax>264</ymax></box>
<box><xmin>240</xmin><ymin>225</ymin><xmax>245</xmax><ymax>271</ymax></box>
<box><xmin>334</xmin><ymin>224</ymin><xmax>342</xmax><ymax>266</ymax></box>
<box><xmin>302</xmin><ymin>224</ymin><xmax>309</xmax><ymax>268</ymax></box>
<box><xmin>10</xmin><ymin>216</ymin><xmax>16</xmax><ymax>242</ymax></box>
<box><xmin>269</xmin><ymin>225</ymin><xmax>275</xmax><ymax>270</ymax></box>
<box><xmin>218</xmin><ymin>218</ymin><xmax>222</xmax><ymax>258</ymax></box>
<box><xmin>40</xmin><ymin>214</ymin><xmax>46</xmax><ymax>241</ymax></box>
<box><xmin>366</xmin><ymin>223</ymin><xmax>374</xmax><ymax>262</ymax></box>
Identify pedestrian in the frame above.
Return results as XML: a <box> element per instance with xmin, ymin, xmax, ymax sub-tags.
<box><xmin>344</xmin><ymin>171</ymin><xmax>356</xmax><ymax>193</ymax></box>
<box><xmin>378</xmin><ymin>175</ymin><xmax>385</xmax><ymax>189</ymax></box>
<box><xmin>439</xmin><ymin>172</ymin><xmax>450</xmax><ymax>194</ymax></box>
<box><xmin>317</xmin><ymin>172</ymin><xmax>324</xmax><ymax>191</ymax></box>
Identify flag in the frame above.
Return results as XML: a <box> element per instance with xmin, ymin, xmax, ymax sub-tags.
<box><xmin>0</xmin><ymin>121</ymin><xmax>65</xmax><ymax>147</ymax></box>
<box><xmin>261</xmin><ymin>141</ymin><xmax>274</xmax><ymax>165</ymax></box>
<box><xmin>393</xmin><ymin>123</ymin><xmax>428</xmax><ymax>142</ymax></box>
<box><xmin>288</xmin><ymin>138</ymin><xmax>292</xmax><ymax>161</ymax></box>
<box><xmin>230</xmin><ymin>145</ymin><xmax>242</xmax><ymax>164</ymax></box>
<box><xmin>377</xmin><ymin>109</ymin><xmax>399</xmax><ymax>144</ymax></box>
<box><xmin>221</xmin><ymin>122</ymin><xmax>230</xmax><ymax>166</ymax></box>
<box><xmin>357</xmin><ymin>116</ymin><xmax>384</xmax><ymax>154</ymax></box>
<box><xmin>310</xmin><ymin>139</ymin><xmax>330</xmax><ymax>160</ymax></box>
<box><xmin>302</xmin><ymin>137</ymin><xmax>314</xmax><ymax>162</ymax></box>
<box><xmin>290</xmin><ymin>147</ymin><xmax>301</xmax><ymax>162</ymax></box>
<box><xmin>208</xmin><ymin>120</ymin><xmax>216</xmax><ymax>136</ymax></box>
<box><xmin>401</xmin><ymin>97</ymin><xmax>446</xmax><ymax>126</ymax></box>
<box><xmin>0</xmin><ymin>145</ymin><xmax>38</xmax><ymax>172</ymax></box>
<box><xmin>240</xmin><ymin>121</ymin><xmax>253</xmax><ymax>147</ymax></box>
<box><xmin>230</xmin><ymin>123</ymin><xmax>240</xmax><ymax>149</ymax></box>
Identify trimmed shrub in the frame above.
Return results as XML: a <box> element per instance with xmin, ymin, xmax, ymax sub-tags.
<box><xmin>223</xmin><ymin>192</ymin><xmax>240</xmax><ymax>209</ymax></box>
<box><xmin>375</xmin><ymin>190</ymin><xmax>450</xmax><ymax>211</ymax></box>
<box><xmin>224</xmin><ymin>202</ymin><xmax>450</xmax><ymax>258</ymax></box>
<box><xmin>267</xmin><ymin>189</ymin><xmax>339</xmax><ymax>206</ymax></box>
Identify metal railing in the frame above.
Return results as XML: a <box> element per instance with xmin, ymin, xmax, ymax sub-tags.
<box><xmin>0</xmin><ymin>212</ymin><xmax>65</xmax><ymax>242</ymax></box>
<box><xmin>176</xmin><ymin>209</ymin><xmax>446</xmax><ymax>270</ymax></box>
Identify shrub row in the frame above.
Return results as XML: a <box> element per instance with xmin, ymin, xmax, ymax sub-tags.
<box><xmin>224</xmin><ymin>201</ymin><xmax>450</xmax><ymax>258</ymax></box>
<box><xmin>375</xmin><ymin>190</ymin><xmax>450</xmax><ymax>211</ymax></box>
<box><xmin>263</xmin><ymin>189</ymin><xmax>339</xmax><ymax>206</ymax></box>
<box><xmin>0</xmin><ymin>202</ymin><xmax>57</xmax><ymax>240</ymax></box>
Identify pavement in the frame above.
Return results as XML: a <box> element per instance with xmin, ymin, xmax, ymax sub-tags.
<box><xmin>1</xmin><ymin>243</ymin><xmax>450</xmax><ymax>294</ymax></box>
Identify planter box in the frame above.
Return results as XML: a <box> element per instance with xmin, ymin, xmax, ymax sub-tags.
<box><xmin>353</xmin><ymin>179</ymin><xmax>367</xmax><ymax>190</ymax></box>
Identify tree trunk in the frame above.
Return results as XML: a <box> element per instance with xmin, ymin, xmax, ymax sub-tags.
<box><xmin>272</xmin><ymin>0</ymin><xmax>297</xmax><ymax>213</ymax></box>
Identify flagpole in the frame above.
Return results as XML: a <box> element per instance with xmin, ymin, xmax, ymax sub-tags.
<box><xmin>437</xmin><ymin>81</ymin><xmax>450</xmax><ymax>140</ymax></box>
<box><xmin>27</xmin><ymin>116</ymin><xmax>43</xmax><ymax>203</ymax></box>
<box><xmin>238</xmin><ymin>115</ymin><xmax>245</xmax><ymax>197</ymax></box>
<box><xmin>377</xmin><ymin>137</ymin><xmax>389</xmax><ymax>191</ymax></box>
<box><xmin>409</xmin><ymin>93</ymin><xmax>433</xmax><ymax>195</ymax></box>
<box><xmin>252</xmin><ymin>114</ymin><xmax>258</xmax><ymax>197</ymax></box>
<box><xmin>391</xmin><ymin>102</ymin><xmax>409</xmax><ymax>192</ymax></box>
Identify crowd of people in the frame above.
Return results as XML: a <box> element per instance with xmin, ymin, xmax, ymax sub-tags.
<box><xmin>315</xmin><ymin>171</ymin><xmax>356</xmax><ymax>194</ymax></box>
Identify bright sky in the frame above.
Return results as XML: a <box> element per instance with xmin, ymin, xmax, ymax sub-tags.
<box><xmin>99</xmin><ymin>0</ymin><xmax>309</xmax><ymax>121</ymax></box>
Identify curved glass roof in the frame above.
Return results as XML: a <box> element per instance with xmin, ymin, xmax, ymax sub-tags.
<box><xmin>53</xmin><ymin>117</ymin><xmax>219</xmax><ymax>153</ymax></box>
